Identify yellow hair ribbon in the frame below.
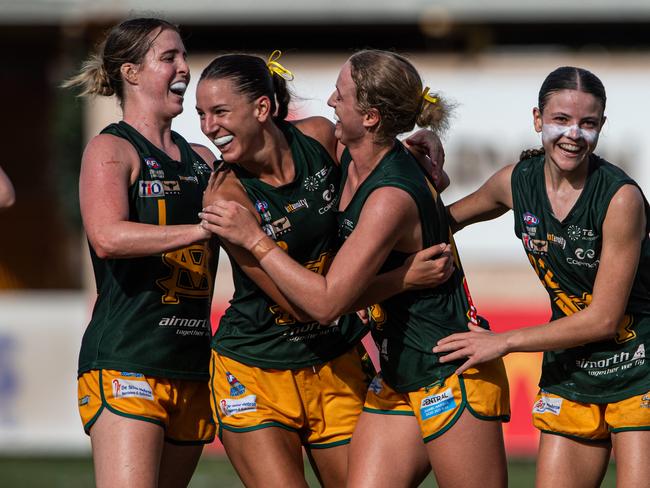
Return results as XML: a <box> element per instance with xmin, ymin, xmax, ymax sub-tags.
<box><xmin>422</xmin><ymin>86</ymin><xmax>438</xmax><ymax>104</ymax></box>
<box><xmin>267</xmin><ymin>50</ymin><xmax>294</xmax><ymax>81</ymax></box>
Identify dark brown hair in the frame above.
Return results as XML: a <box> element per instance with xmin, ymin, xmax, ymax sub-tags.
<box><xmin>199</xmin><ymin>54</ymin><xmax>292</xmax><ymax>121</ymax></box>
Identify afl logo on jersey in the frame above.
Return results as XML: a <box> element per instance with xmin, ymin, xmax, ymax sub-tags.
<box><xmin>138</xmin><ymin>180</ymin><xmax>165</xmax><ymax>198</ymax></box>
<box><xmin>254</xmin><ymin>200</ymin><xmax>272</xmax><ymax>222</ymax></box>
<box><xmin>523</xmin><ymin>212</ymin><xmax>539</xmax><ymax>226</ymax></box>
<box><xmin>144</xmin><ymin>157</ymin><xmax>161</xmax><ymax>169</ymax></box>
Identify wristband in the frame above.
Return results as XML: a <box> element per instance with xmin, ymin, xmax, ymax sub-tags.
<box><xmin>250</xmin><ymin>235</ymin><xmax>276</xmax><ymax>261</ymax></box>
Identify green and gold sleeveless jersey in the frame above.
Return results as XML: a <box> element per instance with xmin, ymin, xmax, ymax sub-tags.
<box><xmin>212</xmin><ymin>121</ymin><xmax>366</xmax><ymax>369</ymax></box>
<box><xmin>512</xmin><ymin>154</ymin><xmax>650</xmax><ymax>403</ymax></box>
<box><xmin>78</xmin><ymin>121</ymin><xmax>217</xmax><ymax>380</ymax></box>
<box><xmin>338</xmin><ymin>141</ymin><xmax>486</xmax><ymax>392</ymax></box>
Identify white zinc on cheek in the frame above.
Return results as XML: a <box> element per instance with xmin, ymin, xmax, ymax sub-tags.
<box><xmin>541</xmin><ymin>124</ymin><xmax>599</xmax><ymax>145</ymax></box>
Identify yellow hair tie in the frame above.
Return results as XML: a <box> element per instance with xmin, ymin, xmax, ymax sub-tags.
<box><xmin>267</xmin><ymin>50</ymin><xmax>294</xmax><ymax>81</ymax></box>
<box><xmin>422</xmin><ymin>86</ymin><xmax>438</xmax><ymax>104</ymax></box>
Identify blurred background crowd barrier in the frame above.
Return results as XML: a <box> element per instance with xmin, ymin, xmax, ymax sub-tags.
<box><xmin>1</xmin><ymin>0</ymin><xmax>649</xmax><ymax>459</ymax></box>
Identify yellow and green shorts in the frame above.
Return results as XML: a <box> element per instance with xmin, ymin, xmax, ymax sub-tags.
<box><xmin>78</xmin><ymin>369</ymin><xmax>215</xmax><ymax>445</ymax></box>
<box><xmin>209</xmin><ymin>345</ymin><xmax>373</xmax><ymax>448</ymax></box>
<box><xmin>532</xmin><ymin>389</ymin><xmax>650</xmax><ymax>441</ymax></box>
<box><xmin>364</xmin><ymin>358</ymin><xmax>510</xmax><ymax>443</ymax></box>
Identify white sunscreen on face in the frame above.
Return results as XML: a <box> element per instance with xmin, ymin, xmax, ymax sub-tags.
<box><xmin>542</xmin><ymin>124</ymin><xmax>599</xmax><ymax>145</ymax></box>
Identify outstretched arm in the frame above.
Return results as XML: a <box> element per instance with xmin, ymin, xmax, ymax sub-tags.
<box><xmin>446</xmin><ymin>164</ymin><xmax>514</xmax><ymax>233</ymax></box>
<box><xmin>434</xmin><ymin>184</ymin><xmax>646</xmax><ymax>374</ymax></box>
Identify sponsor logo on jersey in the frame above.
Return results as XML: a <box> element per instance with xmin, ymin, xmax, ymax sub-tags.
<box><xmin>254</xmin><ymin>200</ymin><xmax>272</xmax><ymax>223</ymax></box>
<box><xmin>303</xmin><ymin>175</ymin><xmax>320</xmax><ymax>191</ymax></box>
<box><xmin>523</xmin><ymin>212</ymin><xmax>539</xmax><ymax>226</ymax></box>
<box><xmin>318</xmin><ymin>184</ymin><xmax>338</xmax><ymax>215</ymax></box>
<box><xmin>270</xmin><ymin>216</ymin><xmax>291</xmax><ymax>236</ymax></box>
<box><xmin>547</xmin><ymin>233</ymin><xmax>566</xmax><ymax>249</ymax></box>
<box><xmin>225</xmin><ymin>372</ymin><xmax>246</xmax><ymax>396</ymax></box>
<box><xmin>145</xmin><ymin>157</ymin><xmax>160</xmax><ymax>169</ymax></box>
<box><xmin>420</xmin><ymin>388</ymin><xmax>456</xmax><ymax>420</ymax></box>
<box><xmin>368</xmin><ymin>375</ymin><xmax>383</xmax><ymax>394</ymax></box>
<box><xmin>567</xmin><ymin>225</ymin><xmax>598</xmax><ymax>242</ymax></box>
<box><xmin>532</xmin><ymin>394</ymin><xmax>562</xmax><ymax>415</ymax></box>
<box><xmin>158</xmin><ymin>316</ymin><xmax>210</xmax><ymax>337</ymax></box>
<box><xmin>78</xmin><ymin>395</ymin><xmax>90</xmax><ymax>407</ymax></box>
<box><xmin>522</xmin><ymin>234</ymin><xmax>548</xmax><ymax>254</ymax></box>
<box><xmin>179</xmin><ymin>175</ymin><xmax>199</xmax><ymax>184</ymax></box>
<box><xmin>303</xmin><ymin>166</ymin><xmax>332</xmax><ymax>192</ymax></box>
<box><xmin>139</xmin><ymin>180</ymin><xmax>164</xmax><ymax>197</ymax></box>
<box><xmin>566</xmin><ymin>247</ymin><xmax>599</xmax><ymax>269</ymax></box>
<box><xmin>112</xmin><ymin>379</ymin><xmax>154</xmax><ymax>400</ymax></box>
<box><xmin>149</xmin><ymin>169</ymin><xmax>165</xmax><ymax>179</ymax></box>
<box><xmin>263</xmin><ymin>217</ymin><xmax>292</xmax><ymax>239</ymax></box>
<box><xmin>219</xmin><ymin>395</ymin><xmax>257</xmax><ymax>416</ymax></box>
<box><xmin>575</xmin><ymin>344</ymin><xmax>645</xmax><ymax>376</ymax></box>
<box><xmin>193</xmin><ymin>160</ymin><xmax>211</xmax><ymax>175</ymax></box>
<box><xmin>285</xmin><ymin>198</ymin><xmax>309</xmax><ymax>213</ymax></box>
<box><xmin>162</xmin><ymin>180</ymin><xmax>181</xmax><ymax>194</ymax></box>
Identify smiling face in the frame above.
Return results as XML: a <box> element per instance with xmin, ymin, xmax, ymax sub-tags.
<box><xmin>534</xmin><ymin>89</ymin><xmax>605</xmax><ymax>172</ymax></box>
<box><xmin>196</xmin><ymin>77</ymin><xmax>270</xmax><ymax>163</ymax></box>
<box><xmin>327</xmin><ymin>61</ymin><xmax>374</xmax><ymax>146</ymax></box>
<box><xmin>124</xmin><ymin>28</ymin><xmax>190</xmax><ymax>118</ymax></box>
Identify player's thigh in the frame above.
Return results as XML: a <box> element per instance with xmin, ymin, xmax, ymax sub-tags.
<box><xmin>158</xmin><ymin>442</ymin><xmax>204</xmax><ymax>488</ymax></box>
<box><xmin>536</xmin><ymin>432</ymin><xmax>610</xmax><ymax>488</ymax></box>
<box><xmin>90</xmin><ymin>408</ymin><xmax>165</xmax><ymax>488</ymax></box>
<box><xmin>222</xmin><ymin>427</ymin><xmax>308</xmax><ymax>488</ymax></box>
<box><xmin>305</xmin><ymin>444</ymin><xmax>349</xmax><ymax>488</ymax></box>
<box><xmin>611</xmin><ymin>430</ymin><xmax>650</xmax><ymax>488</ymax></box>
<box><xmin>347</xmin><ymin>411</ymin><xmax>430</xmax><ymax>488</ymax></box>
<box><xmin>425</xmin><ymin>409</ymin><xmax>507</xmax><ymax>488</ymax></box>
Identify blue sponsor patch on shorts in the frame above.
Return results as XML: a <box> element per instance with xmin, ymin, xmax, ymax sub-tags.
<box><xmin>120</xmin><ymin>372</ymin><xmax>144</xmax><ymax>378</ymax></box>
<box><xmin>420</xmin><ymin>388</ymin><xmax>456</xmax><ymax>420</ymax></box>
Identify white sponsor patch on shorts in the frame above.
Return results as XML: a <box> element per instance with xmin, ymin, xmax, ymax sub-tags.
<box><xmin>220</xmin><ymin>395</ymin><xmax>257</xmax><ymax>416</ymax></box>
<box><xmin>111</xmin><ymin>378</ymin><xmax>154</xmax><ymax>400</ymax></box>
<box><xmin>532</xmin><ymin>395</ymin><xmax>563</xmax><ymax>415</ymax></box>
<box><xmin>420</xmin><ymin>388</ymin><xmax>456</xmax><ymax>420</ymax></box>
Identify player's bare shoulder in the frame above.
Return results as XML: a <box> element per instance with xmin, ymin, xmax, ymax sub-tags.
<box><xmin>190</xmin><ymin>143</ymin><xmax>217</xmax><ymax>169</ymax></box>
<box><xmin>293</xmin><ymin>116</ymin><xmax>337</xmax><ymax>159</ymax></box>
<box><xmin>81</xmin><ymin>132</ymin><xmax>141</xmax><ymax>181</ymax></box>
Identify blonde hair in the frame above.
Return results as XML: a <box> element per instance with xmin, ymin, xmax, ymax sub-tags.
<box><xmin>62</xmin><ymin>18</ymin><xmax>179</xmax><ymax>103</ymax></box>
<box><xmin>348</xmin><ymin>50</ymin><xmax>452</xmax><ymax>145</ymax></box>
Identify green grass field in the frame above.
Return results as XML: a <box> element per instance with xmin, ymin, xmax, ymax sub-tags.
<box><xmin>0</xmin><ymin>455</ymin><xmax>618</xmax><ymax>487</ymax></box>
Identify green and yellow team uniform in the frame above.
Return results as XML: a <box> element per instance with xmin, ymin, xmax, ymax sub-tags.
<box><xmin>77</xmin><ymin>121</ymin><xmax>217</xmax><ymax>443</ymax></box>
<box><xmin>512</xmin><ymin>154</ymin><xmax>650</xmax><ymax>440</ymax></box>
<box><xmin>210</xmin><ymin>121</ymin><xmax>371</xmax><ymax>447</ymax></box>
<box><xmin>338</xmin><ymin>142</ymin><xmax>509</xmax><ymax>442</ymax></box>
